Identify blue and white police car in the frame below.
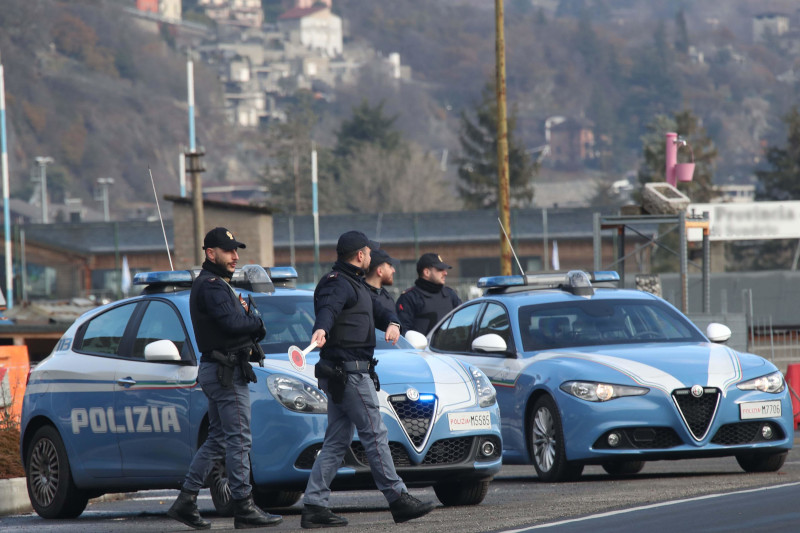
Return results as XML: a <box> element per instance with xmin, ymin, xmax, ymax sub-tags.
<box><xmin>20</xmin><ymin>265</ymin><xmax>501</xmax><ymax>519</ymax></box>
<box><xmin>417</xmin><ymin>270</ymin><xmax>794</xmax><ymax>482</ymax></box>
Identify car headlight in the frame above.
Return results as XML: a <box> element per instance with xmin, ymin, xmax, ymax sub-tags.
<box><xmin>736</xmin><ymin>371</ymin><xmax>785</xmax><ymax>393</ymax></box>
<box><xmin>470</xmin><ymin>367</ymin><xmax>496</xmax><ymax>407</ymax></box>
<box><xmin>266</xmin><ymin>374</ymin><xmax>328</xmax><ymax>413</ymax></box>
<box><xmin>560</xmin><ymin>381</ymin><xmax>649</xmax><ymax>402</ymax></box>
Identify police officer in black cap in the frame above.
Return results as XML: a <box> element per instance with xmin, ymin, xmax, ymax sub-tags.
<box><xmin>300</xmin><ymin>230</ymin><xmax>435</xmax><ymax>529</ymax></box>
<box><xmin>364</xmin><ymin>248</ymin><xmax>398</xmax><ymax>322</ymax></box>
<box><xmin>168</xmin><ymin>227</ymin><xmax>282</xmax><ymax>530</ymax></box>
<box><xmin>396</xmin><ymin>252</ymin><xmax>462</xmax><ymax>335</ymax></box>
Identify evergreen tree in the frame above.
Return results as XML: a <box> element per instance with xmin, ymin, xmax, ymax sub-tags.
<box><xmin>756</xmin><ymin>106</ymin><xmax>800</xmax><ymax>200</ymax></box>
<box><xmin>456</xmin><ymin>83</ymin><xmax>536</xmax><ymax>209</ymax></box>
<box><xmin>675</xmin><ymin>9</ymin><xmax>689</xmax><ymax>54</ymax></box>
<box><xmin>333</xmin><ymin>99</ymin><xmax>401</xmax><ymax>161</ymax></box>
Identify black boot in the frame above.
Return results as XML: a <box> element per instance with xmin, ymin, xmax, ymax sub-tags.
<box><xmin>233</xmin><ymin>494</ymin><xmax>283</xmax><ymax>529</ymax></box>
<box><xmin>167</xmin><ymin>489</ymin><xmax>211</xmax><ymax>530</ymax></box>
<box><xmin>301</xmin><ymin>504</ymin><xmax>348</xmax><ymax>529</ymax></box>
<box><xmin>389</xmin><ymin>492</ymin><xmax>435</xmax><ymax>524</ymax></box>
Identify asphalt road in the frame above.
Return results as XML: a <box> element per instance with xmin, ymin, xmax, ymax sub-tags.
<box><xmin>2</xmin><ymin>439</ymin><xmax>800</xmax><ymax>533</ymax></box>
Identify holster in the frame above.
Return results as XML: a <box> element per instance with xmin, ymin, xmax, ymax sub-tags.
<box><xmin>209</xmin><ymin>350</ymin><xmax>237</xmax><ymax>388</ymax></box>
<box><xmin>315</xmin><ymin>359</ymin><xmax>346</xmax><ymax>404</ymax></box>
<box><xmin>250</xmin><ymin>341</ymin><xmax>265</xmax><ymax>366</ymax></box>
<box><xmin>369</xmin><ymin>358</ymin><xmax>380</xmax><ymax>392</ymax></box>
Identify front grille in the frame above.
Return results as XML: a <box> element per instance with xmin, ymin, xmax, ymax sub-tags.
<box><xmin>350</xmin><ymin>441</ymin><xmax>411</xmax><ymax>467</ymax></box>
<box><xmin>593</xmin><ymin>427</ymin><xmax>683</xmax><ymax>449</ymax></box>
<box><xmin>672</xmin><ymin>387</ymin><xmax>720</xmax><ymax>440</ymax></box>
<box><xmin>711</xmin><ymin>421</ymin><xmax>785</xmax><ymax>445</ymax></box>
<box><xmin>389</xmin><ymin>395</ymin><xmax>436</xmax><ymax>449</ymax></box>
<box><xmin>421</xmin><ymin>437</ymin><xmax>473</xmax><ymax>465</ymax></box>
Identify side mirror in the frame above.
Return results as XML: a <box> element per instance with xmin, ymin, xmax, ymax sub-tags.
<box><xmin>706</xmin><ymin>323</ymin><xmax>732</xmax><ymax>344</ymax></box>
<box><xmin>404</xmin><ymin>330</ymin><xmax>428</xmax><ymax>350</ymax></box>
<box><xmin>472</xmin><ymin>333</ymin><xmax>508</xmax><ymax>353</ymax></box>
<box><xmin>144</xmin><ymin>339</ymin><xmax>182</xmax><ymax>361</ymax></box>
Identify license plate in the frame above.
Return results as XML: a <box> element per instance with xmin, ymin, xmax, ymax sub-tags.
<box><xmin>740</xmin><ymin>400</ymin><xmax>782</xmax><ymax>420</ymax></box>
<box><xmin>448</xmin><ymin>411</ymin><xmax>491</xmax><ymax>431</ymax></box>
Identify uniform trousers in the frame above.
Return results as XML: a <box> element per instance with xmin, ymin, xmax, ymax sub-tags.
<box><xmin>182</xmin><ymin>360</ymin><xmax>253</xmax><ymax>500</ymax></box>
<box><xmin>304</xmin><ymin>372</ymin><xmax>406</xmax><ymax>507</ymax></box>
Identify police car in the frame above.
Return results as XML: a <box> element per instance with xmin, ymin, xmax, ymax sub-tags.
<box><xmin>20</xmin><ymin>265</ymin><xmax>501</xmax><ymax>519</ymax></box>
<box><xmin>416</xmin><ymin>270</ymin><xmax>794</xmax><ymax>482</ymax></box>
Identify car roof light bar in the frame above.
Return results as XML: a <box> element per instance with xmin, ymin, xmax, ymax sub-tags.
<box><xmin>134</xmin><ymin>265</ymin><xmax>278</xmax><ymax>294</ymax></box>
<box><xmin>264</xmin><ymin>266</ymin><xmax>298</xmax><ymax>282</ymax></box>
<box><xmin>478</xmin><ymin>270</ymin><xmax>620</xmax><ymax>293</ymax></box>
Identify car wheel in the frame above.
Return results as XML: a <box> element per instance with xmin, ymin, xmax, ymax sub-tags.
<box><xmin>252</xmin><ymin>489</ymin><xmax>302</xmax><ymax>509</ymax></box>
<box><xmin>206</xmin><ymin>460</ymin><xmax>234</xmax><ymax>517</ymax></box>
<box><xmin>602</xmin><ymin>460</ymin><xmax>645</xmax><ymax>476</ymax></box>
<box><xmin>735</xmin><ymin>451</ymin><xmax>787</xmax><ymax>473</ymax></box>
<box><xmin>433</xmin><ymin>479</ymin><xmax>490</xmax><ymax>506</ymax></box>
<box><xmin>529</xmin><ymin>395</ymin><xmax>583</xmax><ymax>482</ymax></box>
<box><xmin>25</xmin><ymin>425</ymin><xmax>89</xmax><ymax>519</ymax></box>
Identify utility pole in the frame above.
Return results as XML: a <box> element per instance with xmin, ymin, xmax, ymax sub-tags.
<box><xmin>96</xmin><ymin>177</ymin><xmax>114</xmax><ymax>222</ymax></box>
<box><xmin>185</xmin><ymin>148</ymin><xmax>206</xmax><ymax>266</ymax></box>
<box><xmin>495</xmin><ymin>0</ymin><xmax>512</xmax><ymax>275</ymax></box>
<box><xmin>35</xmin><ymin>156</ymin><xmax>53</xmax><ymax>224</ymax></box>
<box><xmin>0</xmin><ymin>50</ymin><xmax>13</xmax><ymax>308</ymax></box>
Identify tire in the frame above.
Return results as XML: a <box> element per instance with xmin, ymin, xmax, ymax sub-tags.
<box><xmin>252</xmin><ymin>489</ymin><xmax>302</xmax><ymax>509</ymax></box>
<box><xmin>736</xmin><ymin>451</ymin><xmax>787</xmax><ymax>473</ymax></box>
<box><xmin>602</xmin><ymin>460</ymin><xmax>645</xmax><ymax>476</ymax></box>
<box><xmin>529</xmin><ymin>395</ymin><xmax>583</xmax><ymax>482</ymax></box>
<box><xmin>433</xmin><ymin>479</ymin><xmax>490</xmax><ymax>506</ymax></box>
<box><xmin>206</xmin><ymin>460</ymin><xmax>234</xmax><ymax>517</ymax></box>
<box><xmin>25</xmin><ymin>425</ymin><xmax>89</xmax><ymax>519</ymax></box>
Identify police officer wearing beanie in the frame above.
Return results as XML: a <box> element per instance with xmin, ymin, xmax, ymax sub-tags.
<box><xmin>364</xmin><ymin>248</ymin><xmax>398</xmax><ymax>321</ymax></box>
<box><xmin>168</xmin><ymin>227</ymin><xmax>282</xmax><ymax>530</ymax></box>
<box><xmin>396</xmin><ymin>253</ymin><xmax>462</xmax><ymax>335</ymax></box>
<box><xmin>300</xmin><ymin>231</ymin><xmax>435</xmax><ymax>529</ymax></box>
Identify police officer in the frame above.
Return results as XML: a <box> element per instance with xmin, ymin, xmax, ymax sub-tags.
<box><xmin>300</xmin><ymin>230</ymin><xmax>435</xmax><ymax>529</ymax></box>
<box><xmin>364</xmin><ymin>248</ymin><xmax>398</xmax><ymax>320</ymax></box>
<box><xmin>396</xmin><ymin>252</ymin><xmax>462</xmax><ymax>335</ymax></box>
<box><xmin>167</xmin><ymin>227</ymin><xmax>282</xmax><ymax>530</ymax></box>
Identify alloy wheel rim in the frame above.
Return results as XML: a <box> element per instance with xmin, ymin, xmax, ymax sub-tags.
<box><xmin>210</xmin><ymin>463</ymin><xmax>231</xmax><ymax>504</ymax></box>
<box><xmin>532</xmin><ymin>407</ymin><xmax>556</xmax><ymax>472</ymax></box>
<box><xmin>29</xmin><ymin>438</ymin><xmax>59</xmax><ymax>507</ymax></box>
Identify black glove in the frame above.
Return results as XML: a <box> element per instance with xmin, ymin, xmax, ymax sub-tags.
<box><xmin>255</xmin><ymin>319</ymin><xmax>267</xmax><ymax>342</ymax></box>
<box><xmin>369</xmin><ymin>358</ymin><xmax>380</xmax><ymax>392</ymax></box>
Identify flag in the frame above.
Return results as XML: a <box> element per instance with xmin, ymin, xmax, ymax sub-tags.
<box><xmin>121</xmin><ymin>255</ymin><xmax>132</xmax><ymax>296</ymax></box>
<box><xmin>552</xmin><ymin>240</ymin><xmax>560</xmax><ymax>271</ymax></box>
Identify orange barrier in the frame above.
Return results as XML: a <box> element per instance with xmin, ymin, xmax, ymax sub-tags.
<box><xmin>786</xmin><ymin>363</ymin><xmax>800</xmax><ymax>429</ymax></box>
<box><xmin>0</xmin><ymin>345</ymin><xmax>29</xmax><ymax>425</ymax></box>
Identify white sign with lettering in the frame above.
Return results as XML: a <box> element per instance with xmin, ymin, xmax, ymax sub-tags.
<box><xmin>688</xmin><ymin>201</ymin><xmax>800</xmax><ymax>241</ymax></box>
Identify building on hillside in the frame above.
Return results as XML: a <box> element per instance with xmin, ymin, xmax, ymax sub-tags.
<box><xmin>199</xmin><ymin>0</ymin><xmax>264</xmax><ymax>28</ymax></box>
<box><xmin>135</xmin><ymin>0</ymin><xmax>181</xmax><ymax>21</ymax></box>
<box><xmin>295</xmin><ymin>0</ymin><xmax>332</xmax><ymax>7</ymax></box>
<box><xmin>547</xmin><ymin>118</ymin><xmax>597</xmax><ymax>169</ymax></box>
<box><xmin>278</xmin><ymin>6</ymin><xmax>343</xmax><ymax>57</ymax></box>
<box><xmin>753</xmin><ymin>12</ymin><xmax>790</xmax><ymax>43</ymax></box>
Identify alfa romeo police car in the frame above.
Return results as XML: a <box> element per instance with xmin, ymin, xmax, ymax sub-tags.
<box><xmin>20</xmin><ymin>265</ymin><xmax>501</xmax><ymax>519</ymax></box>
<box><xmin>416</xmin><ymin>270</ymin><xmax>794</xmax><ymax>482</ymax></box>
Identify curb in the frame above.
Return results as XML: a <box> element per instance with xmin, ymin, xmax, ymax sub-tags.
<box><xmin>0</xmin><ymin>477</ymin><xmax>30</xmax><ymax>516</ymax></box>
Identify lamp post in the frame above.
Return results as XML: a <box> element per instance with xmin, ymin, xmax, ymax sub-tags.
<box><xmin>97</xmin><ymin>177</ymin><xmax>114</xmax><ymax>222</ymax></box>
<box><xmin>34</xmin><ymin>156</ymin><xmax>53</xmax><ymax>223</ymax></box>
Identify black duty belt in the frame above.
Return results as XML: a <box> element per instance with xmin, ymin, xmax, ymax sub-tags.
<box><xmin>342</xmin><ymin>360</ymin><xmax>371</xmax><ymax>373</ymax></box>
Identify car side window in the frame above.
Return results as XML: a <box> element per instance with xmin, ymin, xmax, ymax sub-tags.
<box><xmin>77</xmin><ymin>303</ymin><xmax>137</xmax><ymax>356</ymax></box>
<box><xmin>476</xmin><ymin>303</ymin><xmax>513</xmax><ymax>351</ymax></box>
<box><xmin>430</xmin><ymin>304</ymin><xmax>481</xmax><ymax>353</ymax></box>
<box><xmin>131</xmin><ymin>300</ymin><xmax>190</xmax><ymax>360</ymax></box>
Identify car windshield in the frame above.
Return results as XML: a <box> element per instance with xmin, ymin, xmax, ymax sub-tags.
<box><xmin>252</xmin><ymin>294</ymin><xmax>412</xmax><ymax>356</ymax></box>
<box><xmin>518</xmin><ymin>298</ymin><xmax>706</xmax><ymax>351</ymax></box>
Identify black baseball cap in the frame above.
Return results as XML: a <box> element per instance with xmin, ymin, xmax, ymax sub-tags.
<box><xmin>203</xmin><ymin>227</ymin><xmax>246</xmax><ymax>250</ymax></box>
<box><xmin>370</xmin><ymin>249</ymin><xmax>394</xmax><ymax>268</ymax></box>
<box><xmin>336</xmin><ymin>230</ymin><xmax>379</xmax><ymax>255</ymax></box>
<box><xmin>417</xmin><ymin>252</ymin><xmax>451</xmax><ymax>273</ymax></box>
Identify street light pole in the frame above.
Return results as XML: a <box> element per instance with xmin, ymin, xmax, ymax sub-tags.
<box><xmin>97</xmin><ymin>177</ymin><xmax>114</xmax><ymax>222</ymax></box>
<box><xmin>35</xmin><ymin>156</ymin><xmax>53</xmax><ymax>223</ymax></box>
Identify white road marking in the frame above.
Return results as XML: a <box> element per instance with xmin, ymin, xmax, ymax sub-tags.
<box><xmin>499</xmin><ymin>481</ymin><xmax>800</xmax><ymax>531</ymax></box>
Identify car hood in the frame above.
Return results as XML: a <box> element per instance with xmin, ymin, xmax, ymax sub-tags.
<box><xmin>260</xmin><ymin>349</ymin><xmax>473</xmax><ymax>386</ymax></box>
<box><xmin>535</xmin><ymin>342</ymin><xmax>769</xmax><ymax>394</ymax></box>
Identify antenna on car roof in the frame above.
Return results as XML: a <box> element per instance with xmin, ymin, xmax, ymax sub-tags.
<box><xmin>497</xmin><ymin>217</ymin><xmax>526</xmax><ymax>278</ymax></box>
<box><xmin>149</xmin><ymin>167</ymin><xmax>174</xmax><ymax>270</ymax></box>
